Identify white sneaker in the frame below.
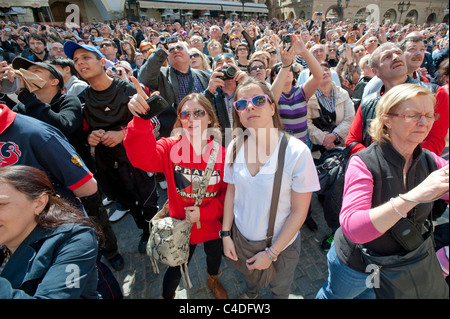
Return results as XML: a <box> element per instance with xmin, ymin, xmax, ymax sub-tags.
<box><xmin>102</xmin><ymin>197</ymin><xmax>113</xmax><ymax>206</ymax></box>
<box><xmin>108</xmin><ymin>209</ymin><xmax>130</xmax><ymax>222</ymax></box>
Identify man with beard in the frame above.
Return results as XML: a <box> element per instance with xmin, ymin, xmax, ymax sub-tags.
<box><xmin>23</xmin><ymin>33</ymin><xmax>50</xmax><ymax>62</ymax></box>
<box><xmin>346</xmin><ymin>43</ymin><xmax>438</xmax><ymax>155</ymax></box>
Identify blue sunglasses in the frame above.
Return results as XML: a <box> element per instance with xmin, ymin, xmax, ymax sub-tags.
<box><xmin>233</xmin><ymin>94</ymin><xmax>272</xmax><ymax>112</ymax></box>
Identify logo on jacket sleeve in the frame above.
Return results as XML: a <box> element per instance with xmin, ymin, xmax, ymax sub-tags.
<box><xmin>0</xmin><ymin>142</ymin><xmax>21</xmax><ymax>167</ymax></box>
<box><xmin>70</xmin><ymin>154</ymin><xmax>83</xmax><ymax>167</ymax></box>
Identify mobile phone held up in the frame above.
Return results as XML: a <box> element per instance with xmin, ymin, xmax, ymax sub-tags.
<box><xmin>138</xmin><ymin>94</ymin><xmax>170</xmax><ymax>120</ymax></box>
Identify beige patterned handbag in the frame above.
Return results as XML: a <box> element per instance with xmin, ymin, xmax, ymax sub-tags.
<box><xmin>146</xmin><ymin>141</ymin><xmax>220</xmax><ymax>289</ymax></box>
<box><xmin>147</xmin><ymin>201</ymin><xmax>193</xmax><ymax>288</ymax></box>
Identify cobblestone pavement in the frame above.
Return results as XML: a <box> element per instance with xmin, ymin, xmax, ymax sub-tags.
<box><xmin>105</xmin><ymin>189</ymin><xmax>332</xmax><ymax>299</ymax></box>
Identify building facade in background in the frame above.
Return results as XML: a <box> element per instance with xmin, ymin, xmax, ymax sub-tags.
<box><xmin>1</xmin><ymin>0</ymin><xmax>448</xmax><ymax>25</ymax></box>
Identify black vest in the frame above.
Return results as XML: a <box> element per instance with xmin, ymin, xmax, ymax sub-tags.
<box><xmin>335</xmin><ymin>141</ymin><xmax>437</xmax><ymax>271</ymax></box>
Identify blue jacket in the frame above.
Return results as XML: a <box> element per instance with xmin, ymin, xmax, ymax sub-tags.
<box><xmin>0</xmin><ymin>224</ymin><xmax>99</xmax><ymax>299</ymax></box>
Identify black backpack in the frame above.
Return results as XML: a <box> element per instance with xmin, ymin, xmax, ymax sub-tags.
<box><xmin>315</xmin><ymin>142</ymin><xmax>358</xmax><ymax>229</ymax></box>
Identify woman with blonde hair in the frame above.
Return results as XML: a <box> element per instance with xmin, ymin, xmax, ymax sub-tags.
<box><xmin>222</xmin><ymin>77</ymin><xmax>320</xmax><ymax>298</ymax></box>
<box><xmin>124</xmin><ymin>82</ymin><xmax>228</xmax><ymax>299</ymax></box>
<box><xmin>189</xmin><ymin>48</ymin><xmax>211</xmax><ymax>72</ymax></box>
<box><xmin>317</xmin><ymin>83</ymin><xmax>449</xmax><ymax>299</ymax></box>
<box><xmin>207</xmin><ymin>39</ymin><xmax>224</xmax><ymax>58</ymax></box>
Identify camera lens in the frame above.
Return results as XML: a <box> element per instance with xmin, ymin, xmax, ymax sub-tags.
<box><xmin>220</xmin><ymin>65</ymin><xmax>236</xmax><ymax>80</ymax></box>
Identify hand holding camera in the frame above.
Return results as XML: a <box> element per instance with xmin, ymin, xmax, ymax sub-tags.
<box><xmin>157</xmin><ymin>35</ymin><xmax>178</xmax><ymax>51</ymax></box>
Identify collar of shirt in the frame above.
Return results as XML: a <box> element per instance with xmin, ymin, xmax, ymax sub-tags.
<box><xmin>173</xmin><ymin>67</ymin><xmax>191</xmax><ymax>77</ymax></box>
<box><xmin>0</xmin><ymin>104</ymin><xmax>17</xmax><ymax>135</ymax></box>
<box><xmin>316</xmin><ymin>88</ymin><xmax>334</xmax><ymax>101</ymax></box>
<box><xmin>316</xmin><ymin>88</ymin><xmax>335</xmax><ymax>113</ymax></box>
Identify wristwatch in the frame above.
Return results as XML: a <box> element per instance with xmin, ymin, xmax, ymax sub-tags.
<box><xmin>219</xmin><ymin>230</ymin><xmax>231</xmax><ymax>239</ymax></box>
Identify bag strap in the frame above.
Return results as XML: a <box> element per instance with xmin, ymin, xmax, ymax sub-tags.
<box><xmin>193</xmin><ymin>140</ymin><xmax>220</xmax><ymax>229</ymax></box>
<box><xmin>343</xmin><ymin>141</ymin><xmax>359</xmax><ymax>156</ymax></box>
<box><xmin>266</xmin><ymin>134</ymin><xmax>289</xmax><ymax>247</ymax></box>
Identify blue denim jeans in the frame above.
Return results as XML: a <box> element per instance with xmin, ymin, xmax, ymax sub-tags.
<box><xmin>316</xmin><ymin>242</ymin><xmax>376</xmax><ymax>299</ymax></box>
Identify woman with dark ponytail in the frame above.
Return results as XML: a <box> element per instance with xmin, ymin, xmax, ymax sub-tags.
<box><xmin>0</xmin><ymin>165</ymin><xmax>101</xmax><ymax>299</ymax></box>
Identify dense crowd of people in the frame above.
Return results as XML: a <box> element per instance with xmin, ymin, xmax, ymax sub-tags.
<box><xmin>0</xmin><ymin>13</ymin><xmax>449</xmax><ymax>299</ymax></box>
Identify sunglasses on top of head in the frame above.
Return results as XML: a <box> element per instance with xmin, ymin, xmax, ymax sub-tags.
<box><xmin>233</xmin><ymin>95</ymin><xmax>272</xmax><ymax>112</ymax></box>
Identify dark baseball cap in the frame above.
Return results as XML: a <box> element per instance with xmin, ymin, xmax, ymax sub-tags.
<box><xmin>12</xmin><ymin>56</ymin><xmax>64</xmax><ymax>90</ymax></box>
<box><xmin>63</xmin><ymin>40</ymin><xmax>105</xmax><ymax>60</ymax></box>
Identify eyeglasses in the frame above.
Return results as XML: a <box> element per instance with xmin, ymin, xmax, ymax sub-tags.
<box><xmin>387</xmin><ymin>112</ymin><xmax>439</xmax><ymax>122</ymax></box>
<box><xmin>269</xmin><ymin>50</ymin><xmax>277</xmax><ymax>55</ymax></box>
<box><xmin>328</xmin><ymin>49</ymin><xmax>336</xmax><ymax>52</ymax></box>
<box><xmin>233</xmin><ymin>95</ymin><xmax>272</xmax><ymax>112</ymax></box>
<box><xmin>231</xmin><ymin>37</ymin><xmax>240</xmax><ymax>41</ymax></box>
<box><xmin>249</xmin><ymin>64</ymin><xmax>265</xmax><ymax>72</ymax></box>
<box><xmin>100</xmin><ymin>43</ymin><xmax>113</xmax><ymax>48</ymax></box>
<box><xmin>168</xmin><ymin>45</ymin><xmax>185</xmax><ymax>53</ymax></box>
<box><xmin>214</xmin><ymin>53</ymin><xmax>233</xmax><ymax>62</ymax></box>
<box><xmin>178</xmin><ymin>109</ymin><xmax>207</xmax><ymax>120</ymax></box>
<box><xmin>190</xmin><ymin>53</ymin><xmax>200</xmax><ymax>59</ymax></box>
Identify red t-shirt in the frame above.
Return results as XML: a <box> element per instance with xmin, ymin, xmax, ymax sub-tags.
<box><xmin>124</xmin><ymin>116</ymin><xmax>227</xmax><ymax>245</ymax></box>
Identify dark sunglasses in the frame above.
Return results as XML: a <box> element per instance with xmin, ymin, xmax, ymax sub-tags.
<box><xmin>100</xmin><ymin>43</ymin><xmax>113</xmax><ymax>48</ymax></box>
<box><xmin>233</xmin><ymin>95</ymin><xmax>272</xmax><ymax>112</ymax></box>
<box><xmin>178</xmin><ymin>109</ymin><xmax>206</xmax><ymax>120</ymax></box>
<box><xmin>250</xmin><ymin>64</ymin><xmax>265</xmax><ymax>72</ymax></box>
<box><xmin>190</xmin><ymin>53</ymin><xmax>201</xmax><ymax>59</ymax></box>
<box><xmin>168</xmin><ymin>45</ymin><xmax>185</xmax><ymax>53</ymax></box>
<box><xmin>214</xmin><ymin>53</ymin><xmax>233</xmax><ymax>62</ymax></box>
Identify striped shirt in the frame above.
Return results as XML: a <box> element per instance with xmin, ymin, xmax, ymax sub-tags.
<box><xmin>315</xmin><ymin>88</ymin><xmax>335</xmax><ymax>113</ymax></box>
<box><xmin>278</xmin><ymin>85</ymin><xmax>308</xmax><ymax>142</ymax></box>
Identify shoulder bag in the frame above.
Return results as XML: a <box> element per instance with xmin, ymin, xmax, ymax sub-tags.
<box><xmin>146</xmin><ymin>140</ymin><xmax>220</xmax><ymax>289</ymax></box>
<box><xmin>315</xmin><ymin>142</ymin><xmax>358</xmax><ymax>229</ymax></box>
<box><xmin>358</xmin><ymin>151</ymin><xmax>449</xmax><ymax>299</ymax></box>
<box><xmin>230</xmin><ymin>134</ymin><xmax>288</xmax><ymax>288</ymax></box>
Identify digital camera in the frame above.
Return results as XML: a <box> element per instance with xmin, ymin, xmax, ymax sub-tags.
<box><xmin>219</xmin><ymin>65</ymin><xmax>237</xmax><ymax>80</ymax></box>
<box><xmin>282</xmin><ymin>34</ymin><xmax>292</xmax><ymax>48</ymax></box>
